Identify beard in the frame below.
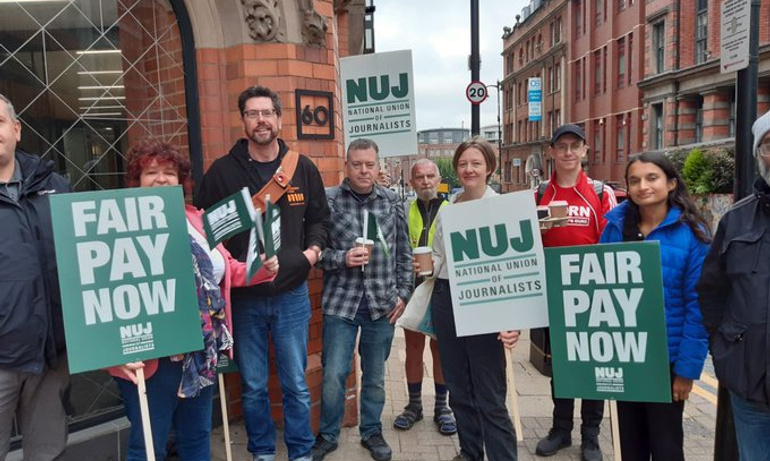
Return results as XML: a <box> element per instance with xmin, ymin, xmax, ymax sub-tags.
<box><xmin>416</xmin><ymin>188</ymin><xmax>438</xmax><ymax>201</ymax></box>
<box><xmin>248</xmin><ymin>124</ymin><xmax>279</xmax><ymax>145</ymax></box>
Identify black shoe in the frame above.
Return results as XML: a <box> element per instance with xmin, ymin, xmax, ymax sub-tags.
<box><xmin>311</xmin><ymin>435</ymin><xmax>338</xmax><ymax>461</ymax></box>
<box><xmin>535</xmin><ymin>428</ymin><xmax>572</xmax><ymax>456</ymax></box>
<box><xmin>361</xmin><ymin>433</ymin><xmax>392</xmax><ymax>461</ymax></box>
<box><xmin>581</xmin><ymin>436</ymin><xmax>602</xmax><ymax>461</ymax></box>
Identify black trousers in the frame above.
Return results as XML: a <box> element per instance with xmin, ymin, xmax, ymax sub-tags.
<box><xmin>431</xmin><ymin>279</ymin><xmax>517</xmax><ymax>461</ymax></box>
<box><xmin>617</xmin><ymin>369</ymin><xmax>685</xmax><ymax>461</ymax></box>
<box><xmin>545</xmin><ymin>328</ymin><xmax>604</xmax><ymax>436</ymax></box>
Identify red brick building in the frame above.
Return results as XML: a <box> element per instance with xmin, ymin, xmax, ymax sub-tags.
<box><xmin>639</xmin><ymin>0</ymin><xmax>770</xmax><ymax>153</ymax></box>
<box><xmin>500</xmin><ymin>0</ymin><xmax>645</xmax><ymax>192</ymax></box>
<box><xmin>501</xmin><ymin>0</ymin><xmax>770</xmax><ymax>194</ymax></box>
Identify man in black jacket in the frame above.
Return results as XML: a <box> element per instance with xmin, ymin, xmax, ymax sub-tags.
<box><xmin>196</xmin><ymin>85</ymin><xmax>330</xmax><ymax>461</ymax></box>
<box><xmin>697</xmin><ymin>109</ymin><xmax>770</xmax><ymax>460</ymax></box>
<box><xmin>0</xmin><ymin>94</ymin><xmax>72</xmax><ymax>460</ymax></box>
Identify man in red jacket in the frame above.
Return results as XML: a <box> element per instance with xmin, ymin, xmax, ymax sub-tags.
<box><xmin>535</xmin><ymin>124</ymin><xmax>616</xmax><ymax>461</ymax></box>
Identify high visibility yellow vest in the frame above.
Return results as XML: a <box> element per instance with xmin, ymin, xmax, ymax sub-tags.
<box><xmin>408</xmin><ymin>199</ymin><xmax>448</xmax><ymax>248</ymax></box>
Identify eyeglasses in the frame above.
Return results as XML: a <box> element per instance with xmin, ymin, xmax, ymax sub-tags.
<box><xmin>757</xmin><ymin>144</ymin><xmax>770</xmax><ymax>158</ymax></box>
<box><xmin>553</xmin><ymin>142</ymin><xmax>585</xmax><ymax>153</ymax></box>
<box><xmin>243</xmin><ymin>109</ymin><xmax>276</xmax><ymax>120</ymax></box>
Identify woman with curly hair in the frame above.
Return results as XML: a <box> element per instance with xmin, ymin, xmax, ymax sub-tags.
<box><xmin>109</xmin><ymin>139</ymin><xmax>277</xmax><ymax>461</ymax></box>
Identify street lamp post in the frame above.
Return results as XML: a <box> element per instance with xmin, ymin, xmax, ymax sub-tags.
<box><xmin>486</xmin><ymin>82</ymin><xmax>503</xmax><ymax>185</ymax></box>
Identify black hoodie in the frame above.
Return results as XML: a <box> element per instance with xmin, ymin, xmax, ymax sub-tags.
<box><xmin>195</xmin><ymin>139</ymin><xmax>330</xmax><ymax>295</ymax></box>
<box><xmin>0</xmin><ymin>151</ymin><xmax>71</xmax><ymax>374</ymax></box>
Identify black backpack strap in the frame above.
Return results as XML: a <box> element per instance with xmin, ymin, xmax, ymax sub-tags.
<box><xmin>591</xmin><ymin>180</ymin><xmax>605</xmax><ymax>203</ymax></box>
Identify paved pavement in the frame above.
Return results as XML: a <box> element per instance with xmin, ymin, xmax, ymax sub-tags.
<box><xmin>212</xmin><ymin>329</ymin><xmax>718</xmax><ymax>461</ymax></box>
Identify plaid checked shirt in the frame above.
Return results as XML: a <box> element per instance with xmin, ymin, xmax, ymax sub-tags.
<box><xmin>317</xmin><ymin>180</ymin><xmax>413</xmax><ymax>321</ymax></box>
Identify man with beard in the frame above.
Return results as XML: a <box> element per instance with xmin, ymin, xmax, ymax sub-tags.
<box><xmin>392</xmin><ymin>159</ymin><xmax>455</xmax><ymax>436</ymax></box>
<box><xmin>0</xmin><ymin>94</ymin><xmax>72</xmax><ymax>460</ymax></box>
<box><xmin>196</xmin><ymin>85</ymin><xmax>330</xmax><ymax>461</ymax></box>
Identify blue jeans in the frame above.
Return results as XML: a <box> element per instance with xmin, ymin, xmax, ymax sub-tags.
<box><xmin>231</xmin><ymin>282</ymin><xmax>314</xmax><ymax>460</ymax></box>
<box><xmin>730</xmin><ymin>391</ymin><xmax>770</xmax><ymax>461</ymax></box>
<box><xmin>116</xmin><ymin>358</ymin><xmax>214</xmax><ymax>461</ymax></box>
<box><xmin>318</xmin><ymin>312</ymin><xmax>395</xmax><ymax>443</ymax></box>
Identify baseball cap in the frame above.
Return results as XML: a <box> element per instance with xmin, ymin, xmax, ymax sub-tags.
<box><xmin>551</xmin><ymin>124</ymin><xmax>586</xmax><ymax>145</ymax></box>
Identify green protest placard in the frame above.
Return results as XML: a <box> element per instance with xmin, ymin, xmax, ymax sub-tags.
<box><xmin>50</xmin><ymin>186</ymin><xmax>203</xmax><ymax>374</ymax></box>
<box><xmin>263</xmin><ymin>198</ymin><xmax>281</xmax><ymax>258</ymax></box>
<box><xmin>202</xmin><ymin>187</ymin><xmax>254</xmax><ymax>249</ymax></box>
<box><xmin>545</xmin><ymin>242</ymin><xmax>671</xmax><ymax>402</ymax></box>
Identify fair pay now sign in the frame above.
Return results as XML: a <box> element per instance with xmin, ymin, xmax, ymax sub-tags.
<box><xmin>51</xmin><ymin>186</ymin><xmax>202</xmax><ymax>374</ymax></box>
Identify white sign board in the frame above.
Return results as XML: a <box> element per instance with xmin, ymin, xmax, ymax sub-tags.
<box><xmin>441</xmin><ymin>191</ymin><xmax>549</xmax><ymax>336</ymax></box>
<box><xmin>341</xmin><ymin>50</ymin><xmax>418</xmax><ymax>157</ymax></box>
<box><xmin>720</xmin><ymin>0</ymin><xmax>751</xmax><ymax>74</ymax></box>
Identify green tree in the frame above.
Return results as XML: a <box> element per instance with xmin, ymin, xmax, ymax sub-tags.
<box><xmin>682</xmin><ymin>148</ymin><xmax>711</xmax><ymax>195</ymax></box>
<box><xmin>435</xmin><ymin>157</ymin><xmax>459</xmax><ymax>188</ymax></box>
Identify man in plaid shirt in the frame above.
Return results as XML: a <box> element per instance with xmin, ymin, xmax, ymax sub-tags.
<box><xmin>312</xmin><ymin>138</ymin><xmax>412</xmax><ymax>461</ymax></box>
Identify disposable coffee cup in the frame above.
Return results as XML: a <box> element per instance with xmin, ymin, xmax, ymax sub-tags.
<box><xmin>536</xmin><ymin>206</ymin><xmax>550</xmax><ymax>220</ymax></box>
<box><xmin>355</xmin><ymin>237</ymin><xmax>374</xmax><ymax>252</ymax></box>
<box><xmin>413</xmin><ymin>246</ymin><xmax>433</xmax><ymax>276</ymax></box>
<box><xmin>549</xmin><ymin>200</ymin><xmax>568</xmax><ymax>218</ymax></box>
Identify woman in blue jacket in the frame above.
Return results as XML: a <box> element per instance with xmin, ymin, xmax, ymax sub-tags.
<box><xmin>599</xmin><ymin>152</ymin><xmax>710</xmax><ymax>461</ymax></box>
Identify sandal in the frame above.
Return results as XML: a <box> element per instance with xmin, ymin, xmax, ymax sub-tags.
<box><xmin>434</xmin><ymin>407</ymin><xmax>457</xmax><ymax>435</ymax></box>
<box><xmin>393</xmin><ymin>404</ymin><xmax>423</xmax><ymax>430</ymax></box>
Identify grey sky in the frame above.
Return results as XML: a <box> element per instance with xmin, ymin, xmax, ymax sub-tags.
<box><xmin>375</xmin><ymin>0</ymin><xmax>529</xmax><ymax>132</ymax></box>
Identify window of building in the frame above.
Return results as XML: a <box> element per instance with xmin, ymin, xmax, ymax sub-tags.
<box><xmin>555</xmin><ymin>109</ymin><xmax>561</xmax><ymax>126</ymax></box>
<box><xmin>575</xmin><ymin>60</ymin><xmax>583</xmax><ymax>100</ymax></box>
<box><xmin>554</xmin><ymin>16</ymin><xmax>562</xmax><ymax>44</ymax></box>
<box><xmin>616</xmin><ymin>115</ymin><xmax>625</xmax><ymax>161</ymax></box>
<box><xmin>628</xmin><ymin>33</ymin><xmax>634</xmax><ymax>86</ymax></box>
<box><xmin>594</xmin><ymin>122</ymin><xmax>602</xmax><ymax>163</ymax></box>
<box><xmin>594</xmin><ymin>50</ymin><xmax>602</xmax><ymax>95</ymax></box>
<box><xmin>653</xmin><ymin>103</ymin><xmax>664</xmax><ymax>149</ymax></box>
<box><xmin>617</xmin><ymin>38</ymin><xmax>626</xmax><ymax>88</ymax></box>
<box><xmin>554</xmin><ymin>63</ymin><xmax>561</xmax><ymax>91</ymax></box>
<box><xmin>0</xmin><ymin>0</ymin><xmax>195</xmax><ymax>437</ymax></box>
<box><xmin>603</xmin><ymin>47</ymin><xmax>608</xmax><ymax>93</ymax></box>
<box><xmin>695</xmin><ymin>96</ymin><xmax>704</xmax><ymax>143</ymax></box>
<box><xmin>576</xmin><ymin>0</ymin><xmax>583</xmax><ymax>36</ymax></box>
<box><xmin>595</xmin><ymin>0</ymin><xmax>603</xmax><ymax>26</ymax></box>
<box><xmin>729</xmin><ymin>90</ymin><xmax>736</xmax><ymax>137</ymax></box>
<box><xmin>618</xmin><ymin>0</ymin><xmax>626</xmax><ymax>12</ymax></box>
<box><xmin>696</xmin><ymin>0</ymin><xmax>708</xmax><ymax>64</ymax></box>
<box><xmin>653</xmin><ymin>22</ymin><xmax>665</xmax><ymax>74</ymax></box>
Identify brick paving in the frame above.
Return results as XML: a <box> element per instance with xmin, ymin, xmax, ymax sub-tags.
<box><xmin>212</xmin><ymin>329</ymin><xmax>717</xmax><ymax>461</ymax></box>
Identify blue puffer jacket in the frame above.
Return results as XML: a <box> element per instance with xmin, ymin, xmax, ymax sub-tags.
<box><xmin>600</xmin><ymin>201</ymin><xmax>710</xmax><ymax>380</ymax></box>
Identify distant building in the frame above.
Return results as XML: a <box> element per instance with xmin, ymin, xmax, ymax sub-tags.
<box><xmin>501</xmin><ymin>0</ymin><xmax>770</xmax><ymax>193</ymax></box>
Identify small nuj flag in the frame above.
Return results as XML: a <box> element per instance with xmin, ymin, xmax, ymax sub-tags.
<box><xmin>365</xmin><ymin>209</ymin><xmax>390</xmax><ymax>257</ymax></box>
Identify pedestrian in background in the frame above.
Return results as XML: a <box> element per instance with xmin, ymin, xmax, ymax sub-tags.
<box><xmin>697</xmin><ymin>109</ymin><xmax>770</xmax><ymax>461</ymax></box>
<box><xmin>601</xmin><ymin>152</ymin><xmax>710</xmax><ymax>461</ymax></box>
<box><xmin>420</xmin><ymin>137</ymin><xmax>520</xmax><ymax>461</ymax></box>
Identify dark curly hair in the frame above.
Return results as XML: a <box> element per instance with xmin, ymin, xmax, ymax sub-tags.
<box><xmin>237</xmin><ymin>85</ymin><xmax>282</xmax><ymax>117</ymax></box>
<box><xmin>125</xmin><ymin>139</ymin><xmax>191</xmax><ymax>188</ymax></box>
<box><xmin>623</xmin><ymin>152</ymin><xmax>711</xmax><ymax>243</ymax></box>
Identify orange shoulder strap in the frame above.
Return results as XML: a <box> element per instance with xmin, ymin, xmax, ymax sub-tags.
<box><xmin>251</xmin><ymin>150</ymin><xmax>299</xmax><ymax>212</ymax></box>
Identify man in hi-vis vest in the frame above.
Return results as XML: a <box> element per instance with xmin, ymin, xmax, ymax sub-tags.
<box><xmin>393</xmin><ymin>159</ymin><xmax>456</xmax><ymax>435</ymax></box>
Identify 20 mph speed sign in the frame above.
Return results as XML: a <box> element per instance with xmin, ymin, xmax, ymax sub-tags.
<box><xmin>466</xmin><ymin>81</ymin><xmax>488</xmax><ymax>105</ymax></box>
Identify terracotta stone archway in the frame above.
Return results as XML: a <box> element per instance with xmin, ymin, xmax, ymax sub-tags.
<box><xmin>180</xmin><ymin>0</ymin><xmax>364</xmax><ymax>430</ymax></box>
